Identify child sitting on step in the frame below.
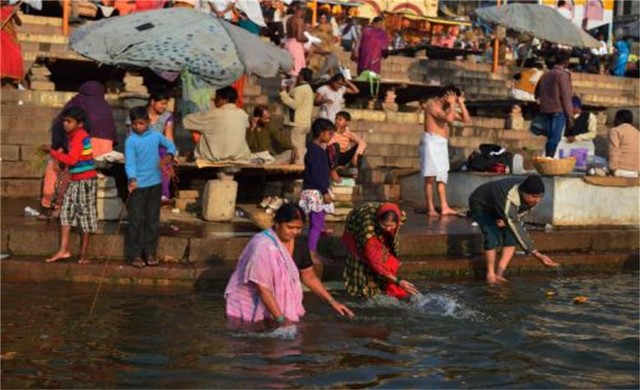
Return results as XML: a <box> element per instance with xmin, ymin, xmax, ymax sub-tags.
<box><xmin>327</xmin><ymin>111</ymin><xmax>367</xmax><ymax>184</ymax></box>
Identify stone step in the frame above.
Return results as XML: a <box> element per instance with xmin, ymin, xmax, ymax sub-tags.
<box><xmin>17</xmin><ymin>32</ymin><xmax>68</xmax><ymax>45</ymax></box>
<box><xmin>19</xmin><ymin>13</ymin><xmax>64</xmax><ymax>27</ymax></box>
<box><xmin>1</xmin><ymin>178</ymin><xmax>41</xmax><ymax>198</ymax></box>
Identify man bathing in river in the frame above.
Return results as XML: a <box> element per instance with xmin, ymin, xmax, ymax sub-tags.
<box><xmin>469</xmin><ymin>176</ymin><xmax>560</xmax><ymax>284</ymax></box>
<box><xmin>421</xmin><ymin>86</ymin><xmax>470</xmax><ymax>217</ymax></box>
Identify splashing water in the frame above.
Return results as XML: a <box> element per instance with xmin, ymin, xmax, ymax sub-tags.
<box><xmin>555</xmin><ymin>264</ymin><xmax>565</xmax><ymax>280</ymax></box>
<box><xmin>231</xmin><ymin>325</ymin><xmax>298</xmax><ymax>341</ymax></box>
<box><xmin>354</xmin><ymin>293</ymin><xmax>487</xmax><ymax>321</ymax></box>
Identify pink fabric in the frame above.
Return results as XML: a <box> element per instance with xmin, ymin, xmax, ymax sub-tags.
<box><xmin>285</xmin><ymin>38</ymin><xmax>306</xmax><ymax>76</ymax></box>
<box><xmin>91</xmin><ymin>137</ymin><xmax>113</xmax><ymax>158</ymax></box>
<box><xmin>225</xmin><ymin>230</ymin><xmax>305</xmax><ymax>323</ymax></box>
<box><xmin>41</xmin><ymin>159</ymin><xmax>60</xmax><ymax>208</ymax></box>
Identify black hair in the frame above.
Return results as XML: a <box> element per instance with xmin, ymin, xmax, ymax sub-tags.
<box><xmin>253</xmin><ymin>105</ymin><xmax>268</xmax><ymax>118</ymax></box>
<box><xmin>335</xmin><ymin>111</ymin><xmax>351</xmax><ymax>121</ymax></box>
<box><xmin>557</xmin><ymin>0</ymin><xmax>566</xmax><ymax>7</ymax></box>
<box><xmin>555</xmin><ymin>51</ymin><xmax>570</xmax><ymax>65</ymax></box>
<box><xmin>520</xmin><ymin>175</ymin><xmax>545</xmax><ymax>195</ymax></box>
<box><xmin>129</xmin><ymin>106</ymin><xmax>150</xmax><ymax>122</ymax></box>
<box><xmin>438</xmin><ymin>85</ymin><xmax>462</xmax><ymax>98</ymax></box>
<box><xmin>330</xmin><ymin>73</ymin><xmax>346</xmax><ymax>84</ymax></box>
<box><xmin>372</xmin><ymin>16</ymin><xmax>383</xmax><ymax>24</ymax></box>
<box><xmin>274</xmin><ymin>203</ymin><xmax>306</xmax><ymax>224</ymax></box>
<box><xmin>378</xmin><ymin>210</ymin><xmax>399</xmax><ymax>224</ymax></box>
<box><xmin>311</xmin><ymin>118</ymin><xmax>335</xmax><ymax>138</ymax></box>
<box><xmin>61</xmin><ymin>107</ymin><xmax>86</xmax><ymax>124</ymax></box>
<box><xmin>216</xmin><ymin>86</ymin><xmax>238</xmax><ymax>104</ymax></box>
<box><xmin>299</xmin><ymin>68</ymin><xmax>313</xmax><ymax>82</ymax></box>
<box><xmin>614</xmin><ymin>109</ymin><xmax>634</xmax><ymax>126</ymax></box>
<box><xmin>149</xmin><ymin>90</ymin><xmax>172</xmax><ymax>102</ymax></box>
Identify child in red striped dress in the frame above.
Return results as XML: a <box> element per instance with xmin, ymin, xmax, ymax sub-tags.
<box><xmin>42</xmin><ymin>107</ymin><xmax>98</xmax><ymax>264</ymax></box>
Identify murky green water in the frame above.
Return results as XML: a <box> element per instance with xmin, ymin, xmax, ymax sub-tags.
<box><xmin>2</xmin><ymin>273</ymin><xmax>638</xmax><ymax>389</ymax></box>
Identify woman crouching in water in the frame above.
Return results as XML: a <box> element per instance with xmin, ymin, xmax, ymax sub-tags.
<box><xmin>225</xmin><ymin>204</ymin><xmax>354</xmax><ymax>328</ymax></box>
<box><xmin>343</xmin><ymin>202</ymin><xmax>420</xmax><ymax>299</ymax></box>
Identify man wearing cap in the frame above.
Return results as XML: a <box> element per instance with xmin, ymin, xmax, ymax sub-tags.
<box><xmin>469</xmin><ymin>176</ymin><xmax>560</xmax><ymax>284</ymax></box>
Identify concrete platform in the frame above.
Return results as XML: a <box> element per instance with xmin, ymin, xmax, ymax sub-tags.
<box><xmin>1</xmin><ymin>198</ymin><xmax>638</xmax><ymax>288</ymax></box>
<box><xmin>400</xmin><ymin>172</ymin><xmax>640</xmax><ymax>226</ymax></box>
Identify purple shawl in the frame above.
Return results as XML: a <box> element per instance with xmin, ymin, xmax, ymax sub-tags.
<box><xmin>357</xmin><ymin>27</ymin><xmax>389</xmax><ymax>75</ymax></box>
<box><xmin>63</xmin><ymin>81</ymin><xmax>117</xmax><ymax>143</ymax></box>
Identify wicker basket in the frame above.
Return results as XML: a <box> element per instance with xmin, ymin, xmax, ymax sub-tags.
<box><xmin>249</xmin><ymin>209</ymin><xmax>274</xmax><ymax>230</ymax></box>
<box><xmin>533</xmin><ymin>157</ymin><xmax>576</xmax><ymax>176</ymax></box>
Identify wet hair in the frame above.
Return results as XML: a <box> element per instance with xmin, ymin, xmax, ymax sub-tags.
<box><xmin>438</xmin><ymin>85</ymin><xmax>462</xmax><ymax>98</ymax></box>
<box><xmin>129</xmin><ymin>106</ymin><xmax>150</xmax><ymax>122</ymax></box>
<box><xmin>330</xmin><ymin>73</ymin><xmax>346</xmax><ymax>84</ymax></box>
<box><xmin>215</xmin><ymin>86</ymin><xmax>238</xmax><ymax>104</ymax></box>
<box><xmin>378</xmin><ymin>210</ymin><xmax>399</xmax><ymax>224</ymax></box>
<box><xmin>372</xmin><ymin>16</ymin><xmax>383</xmax><ymax>24</ymax></box>
<box><xmin>335</xmin><ymin>111</ymin><xmax>351</xmax><ymax>121</ymax></box>
<box><xmin>253</xmin><ymin>105</ymin><xmax>269</xmax><ymax>118</ymax></box>
<box><xmin>299</xmin><ymin>68</ymin><xmax>313</xmax><ymax>82</ymax></box>
<box><xmin>149</xmin><ymin>90</ymin><xmax>172</xmax><ymax>102</ymax></box>
<box><xmin>311</xmin><ymin>118</ymin><xmax>335</xmax><ymax>138</ymax></box>
<box><xmin>61</xmin><ymin>107</ymin><xmax>86</xmax><ymax>124</ymax></box>
<box><xmin>614</xmin><ymin>109</ymin><xmax>634</xmax><ymax>126</ymax></box>
<box><xmin>274</xmin><ymin>203</ymin><xmax>306</xmax><ymax>224</ymax></box>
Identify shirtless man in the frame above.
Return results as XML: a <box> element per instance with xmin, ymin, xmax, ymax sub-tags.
<box><xmin>421</xmin><ymin>86</ymin><xmax>470</xmax><ymax>217</ymax></box>
<box><xmin>285</xmin><ymin>2</ymin><xmax>308</xmax><ymax>77</ymax></box>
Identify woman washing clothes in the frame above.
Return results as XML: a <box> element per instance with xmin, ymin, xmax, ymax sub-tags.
<box><xmin>225</xmin><ymin>204</ymin><xmax>354</xmax><ymax>329</ymax></box>
<box><xmin>342</xmin><ymin>202</ymin><xmax>420</xmax><ymax>299</ymax></box>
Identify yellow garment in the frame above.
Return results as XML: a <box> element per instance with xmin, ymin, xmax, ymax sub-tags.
<box><xmin>514</xmin><ymin>68</ymin><xmax>544</xmax><ymax>95</ymax></box>
<box><xmin>307</xmin><ymin>23</ymin><xmax>336</xmax><ymax>76</ymax></box>
<box><xmin>279</xmin><ymin>84</ymin><xmax>314</xmax><ymax>128</ymax></box>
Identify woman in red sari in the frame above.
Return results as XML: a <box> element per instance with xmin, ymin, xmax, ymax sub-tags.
<box><xmin>342</xmin><ymin>202</ymin><xmax>419</xmax><ymax>299</ymax></box>
<box><xmin>1</xmin><ymin>1</ymin><xmax>24</xmax><ymax>86</ymax></box>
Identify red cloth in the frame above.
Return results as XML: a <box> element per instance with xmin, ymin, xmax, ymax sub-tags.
<box><xmin>343</xmin><ymin>231</ymin><xmax>408</xmax><ymax>299</ymax></box>
<box><xmin>1</xmin><ymin>5</ymin><xmax>24</xmax><ymax>80</ymax></box>
<box><xmin>50</xmin><ymin>127</ymin><xmax>97</xmax><ymax>181</ymax></box>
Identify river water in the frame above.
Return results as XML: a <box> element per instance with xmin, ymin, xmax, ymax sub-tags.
<box><xmin>2</xmin><ymin>272</ymin><xmax>638</xmax><ymax>389</ymax></box>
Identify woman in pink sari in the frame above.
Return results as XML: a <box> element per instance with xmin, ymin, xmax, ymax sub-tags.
<box><xmin>355</xmin><ymin>16</ymin><xmax>389</xmax><ymax>75</ymax></box>
<box><xmin>225</xmin><ymin>204</ymin><xmax>354</xmax><ymax>328</ymax></box>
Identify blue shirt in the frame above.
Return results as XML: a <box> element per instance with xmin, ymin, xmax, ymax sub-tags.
<box><xmin>125</xmin><ymin>129</ymin><xmax>176</xmax><ymax>189</ymax></box>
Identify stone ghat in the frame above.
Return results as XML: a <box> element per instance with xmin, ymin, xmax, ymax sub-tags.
<box><xmin>2</xmin><ymin>224</ymin><xmax>638</xmax><ymax>286</ymax></box>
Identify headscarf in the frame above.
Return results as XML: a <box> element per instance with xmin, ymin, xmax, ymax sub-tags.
<box><xmin>63</xmin><ymin>81</ymin><xmax>117</xmax><ymax>142</ymax></box>
<box><xmin>345</xmin><ymin>202</ymin><xmax>403</xmax><ymax>256</ymax></box>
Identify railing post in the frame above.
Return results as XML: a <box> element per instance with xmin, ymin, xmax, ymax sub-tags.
<box><xmin>62</xmin><ymin>0</ymin><xmax>69</xmax><ymax>36</ymax></box>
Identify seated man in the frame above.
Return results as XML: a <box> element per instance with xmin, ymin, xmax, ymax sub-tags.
<box><xmin>246</xmin><ymin>105</ymin><xmax>298</xmax><ymax>164</ymax></box>
<box><xmin>328</xmin><ymin>111</ymin><xmax>367</xmax><ymax>183</ymax></box>
<box><xmin>509</xmin><ymin>61</ymin><xmax>544</xmax><ymax>102</ymax></box>
<box><xmin>183</xmin><ymin>86</ymin><xmax>251</xmax><ymax>162</ymax></box>
<box><xmin>554</xmin><ymin>96</ymin><xmax>597</xmax><ymax>170</ymax></box>
<box><xmin>608</xmin><ymin>109</ymin><xmax>639</xmax><ymax>178</ymax></box>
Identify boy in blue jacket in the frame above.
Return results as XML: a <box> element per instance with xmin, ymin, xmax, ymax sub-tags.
<box><xmin>125</xmin><ymin>106</ymin><xmax>176</xmax><ymax>268</ymax></box>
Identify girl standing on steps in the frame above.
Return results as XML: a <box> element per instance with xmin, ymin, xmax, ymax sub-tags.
<box><xmin>298</xmin><ymin>118</ymin><xmax>335</xmax><ymax>275</ymax></box>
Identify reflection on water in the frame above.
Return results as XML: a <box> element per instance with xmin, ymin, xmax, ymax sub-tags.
<box><xmin>2</xmin><ymin>273</ymin><xmax>638</xmax><ymax>388</ymax></box>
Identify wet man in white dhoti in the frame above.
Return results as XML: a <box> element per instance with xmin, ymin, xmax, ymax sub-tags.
<box><xmin>421</xmin><ymin>86</ymin><xmax>470</xmax><ymax>217</ymax></box>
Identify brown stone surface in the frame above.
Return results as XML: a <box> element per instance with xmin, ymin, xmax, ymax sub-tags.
<box><xmin>189</xmin><ymin>237</ymin><xmax>251</xmax><ymax>263</ymax></box>
<box><xmin>1</xmin><ymin>145</ymin><xmax>20</xmax><ymax>161</ymax></box>
<box><xmin>157</xmin><ymin>236</ymin><xmax>189</xmax><ymax>262</ymax></box>
<box><xmin>1</xmin><ymin>161</ymin><xmax>45</xmax><ymax>179</ymax></box>
<box><xmin>1</xmin><ymin>179</ymin><xmax>41</xmax><ymax>198</ymax></box>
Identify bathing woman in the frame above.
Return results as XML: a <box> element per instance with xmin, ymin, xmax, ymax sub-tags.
<box><xmin>225</xmin><ymin>204</ymin><xmax>354</xmax><ymax>328</ymax></box>
<box><xmin>342</xmin><ymin>202</ymin><xmax>420</xmax><ymax>299</ymax></box>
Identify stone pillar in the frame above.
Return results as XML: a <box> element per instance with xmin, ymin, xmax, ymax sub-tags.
<box><xmin>201</xmin><ymin>179</ymin><xmax>238</xmax><ymax>222</ymax></box>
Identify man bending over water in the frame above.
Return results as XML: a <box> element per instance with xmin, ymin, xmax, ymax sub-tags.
<box><xmin>469</xmin><ymin>176</ymin><xmax>559</xmax><ymax>284</ymax></box>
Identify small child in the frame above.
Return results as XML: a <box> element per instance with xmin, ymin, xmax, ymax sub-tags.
<box><xmin>125</xmin><ymin>107</ymin><xmax>177</xmax><ymax>268</ymax></box>
<box><xmin>43</xmin><ymin>107</ymin><xmax>97</xmax><ymax>264</ymax></box>
<box><xmin>328</xmin><ymin>111</ymin><xmax>367</xmax><ymax>183</ymax></box>
<box><xmin>299</xmin><ymin>118</ymin><xmax>335</xmax><ymax>268</ymax></box>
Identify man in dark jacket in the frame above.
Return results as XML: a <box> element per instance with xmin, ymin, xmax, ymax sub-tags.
<box><xmin>469</xmin><ymin>176</ymin><xmax>559</xmax><ymax>284</ymax></box>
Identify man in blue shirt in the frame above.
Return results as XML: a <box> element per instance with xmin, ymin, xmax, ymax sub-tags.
<box><xmin>125</xmin><ymin>106</ymin><xmax>176</xmax><ymax>268</ymax></box>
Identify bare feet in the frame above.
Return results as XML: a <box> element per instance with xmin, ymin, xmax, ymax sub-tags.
<box><xmin>486</xmin><ymin>273</ymin><xmax>497</xmax><ymax>284</ymax></box>
<box><xmin>440</xmin><ymin>208</ymin><xmax>458</xmax><ymax>216</ymax></box>
<box><xmin>45</xmin><ymin>251</ymin><xmax>72</xmax><ymax>263</ymax></box>
<box><xmin>427</xmin><ymin>210</ymin><xmax>439</xmax><ymax>217</ymax></box>
<box><xmin>77</xmin><ymin>258</ymin><xmax>90</xmax><ymax>264</ymax></box>
<box><xmin>496</xmin><ymin>275</ymin><xmax>509</xmax><ymax>283</ymax></box>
